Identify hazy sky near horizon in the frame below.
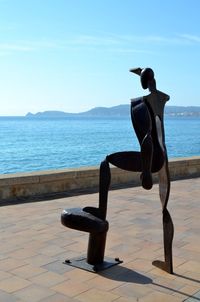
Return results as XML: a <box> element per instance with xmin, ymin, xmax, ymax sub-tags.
<box><xmin>0</xmin><ymin>0</ymin><xmax>200</xmax><ymax>116</ymax></box>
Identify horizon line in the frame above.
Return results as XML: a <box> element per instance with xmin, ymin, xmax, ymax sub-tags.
<box><xmin>1</xmin><ymin>104</ymin><xmax>200</xmax><ymax>117</ymax></box>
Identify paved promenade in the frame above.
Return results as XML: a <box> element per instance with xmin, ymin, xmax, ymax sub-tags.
<box><xmin>0</xmin><ymin>178</ymin><xmax>200</xmax><ymax>301</ymax></box>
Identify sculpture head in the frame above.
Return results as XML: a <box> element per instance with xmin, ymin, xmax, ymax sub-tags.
<box><xmin>130</xmin><ymin>67</ymin><xmax>156</xmax><ymax>92</ymax></box>
<box><xmin>140</xmin><ymin>68</ymin><xmax>154</xmax><ymax>89</ymax></box>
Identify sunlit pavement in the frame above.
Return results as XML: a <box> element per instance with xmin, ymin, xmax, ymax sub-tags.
<box><xmin>0</xmin><ymin>178</ymin><xmax>200</xmax><ymax>302</ymax></box>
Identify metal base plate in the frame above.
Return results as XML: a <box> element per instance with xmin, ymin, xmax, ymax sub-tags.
<box><xmin>64</xmin><ymin>256</ymin><xmax>123</xmax><ymax>273</ymax></box>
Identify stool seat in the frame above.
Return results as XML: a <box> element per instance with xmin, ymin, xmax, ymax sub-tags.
<box><xmin>61</xmin><ymin>208</ymin><xmax>109</xmax><ymax>234</ymax></box>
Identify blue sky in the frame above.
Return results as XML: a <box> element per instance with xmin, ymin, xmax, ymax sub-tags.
<box><xmin>0</xmin><ymin>0</ymin><xmax>200</xmax><ymax>115</ymax></box>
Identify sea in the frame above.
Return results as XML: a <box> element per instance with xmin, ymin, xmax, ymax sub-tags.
<box><xmin>0</xmin><ymin>116</ymin><xmax>200</xmax><ymax>175</ymax></box>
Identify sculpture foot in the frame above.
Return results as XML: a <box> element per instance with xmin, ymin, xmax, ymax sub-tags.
<box><xmin>152</xmin><ymin>260</ymin><xmax>173</xmax><ymax>274</ymax></box>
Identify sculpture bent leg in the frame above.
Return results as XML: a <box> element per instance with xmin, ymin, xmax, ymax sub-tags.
<box><xmin>107</xmin><ymin>151</ymin><xmax>142</xmax><ymax>172</ymax></box>
<box><xmin>107</xmin><ymin>151</ymin><xmax>174</xmax><ymax>273</ymax></box>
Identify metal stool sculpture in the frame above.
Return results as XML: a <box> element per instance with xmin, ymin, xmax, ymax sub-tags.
<box><xmin>61</xmin><ymin>160</ymin><xmax>122</xmax><ymax>272</ymax></box>
<box><xmin>61</xmin><ymin>67</ymin><xmax>174</xmax><ymax>274</ymax></box>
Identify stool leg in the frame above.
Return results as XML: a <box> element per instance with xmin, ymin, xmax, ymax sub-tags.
<box><xmin>87</xmin><ymin>231</ymin><xmax>107</xmax><ymax>265</ymax></box>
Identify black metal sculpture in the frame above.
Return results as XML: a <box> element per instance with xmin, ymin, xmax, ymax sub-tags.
<box><xmin>61</xmin><ymin>67</ymin><xmax>174</xmax><ymax>274</ymax></box>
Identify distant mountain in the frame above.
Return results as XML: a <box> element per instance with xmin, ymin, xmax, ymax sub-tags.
<box><xmin>80</xmin><ymin>105</ymin><xmax>130</xmax><ymax>117</ymax></box>
<box><xmin>25</xmin><ymin>105</ymin><xmax>129</xmax><ymax>118</ymax></box>
<box><xmin>25</xmin><ymin>105</ymin><xmax>200</xmax><ymax>118</ymax></box>
<box><xmin>26</xmin><ymin>110</ymin><xmax>76</xmax><ymax>118</ymax></box>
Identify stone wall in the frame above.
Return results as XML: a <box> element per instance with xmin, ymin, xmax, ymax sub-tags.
<box><xmin>0</xmin><ymin>156</ymin><xmax>200</xmax><ymax>202</ymax></box>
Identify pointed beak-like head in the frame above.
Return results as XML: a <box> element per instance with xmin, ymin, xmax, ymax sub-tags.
<box><xmin>129</xmin><ymin>67</ymin><xmax>143</xmax><ymax>76</ymax></box>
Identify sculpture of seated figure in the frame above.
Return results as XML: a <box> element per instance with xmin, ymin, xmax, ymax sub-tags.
<box><xmin>106</xmin><ymin>67</ymin><xmax>174</xmax><ymax>273</ymax></box>
<box><xmin>61</xmin><ymin>67</ymin><xmax>174</xmax><ymax>274</ymax></box>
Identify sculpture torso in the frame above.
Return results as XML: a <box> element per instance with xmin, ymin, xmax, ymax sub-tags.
<box><xmin>131</xmin><ymin>89</ymin><xmax>169</xmax><ymax>173</ymax></box>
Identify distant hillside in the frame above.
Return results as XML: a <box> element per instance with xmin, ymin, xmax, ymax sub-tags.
<box><xmin>80</xmin><ymin>105</ymin><xmax>129</xmax><ymax>116</ymax></box>
<box><xmin>26</xmin><ymin>105</ymin><xmax>200</xmax><ymax>118</ymax></box>
<box><xmin>165</xmin><ymin>106</ymin><xmax>200</xmax><ymax>116</ymax></box>
<box><xmin>26</xmin><ymin>110</ymin><xmax>76</xmax><ymax>118</ymax></box>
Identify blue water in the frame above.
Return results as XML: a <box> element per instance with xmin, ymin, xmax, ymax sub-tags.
<box><xmin>0</xmin><ymin>116</ymin><xmax>200</xmax><ymax>174</ymax></box>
